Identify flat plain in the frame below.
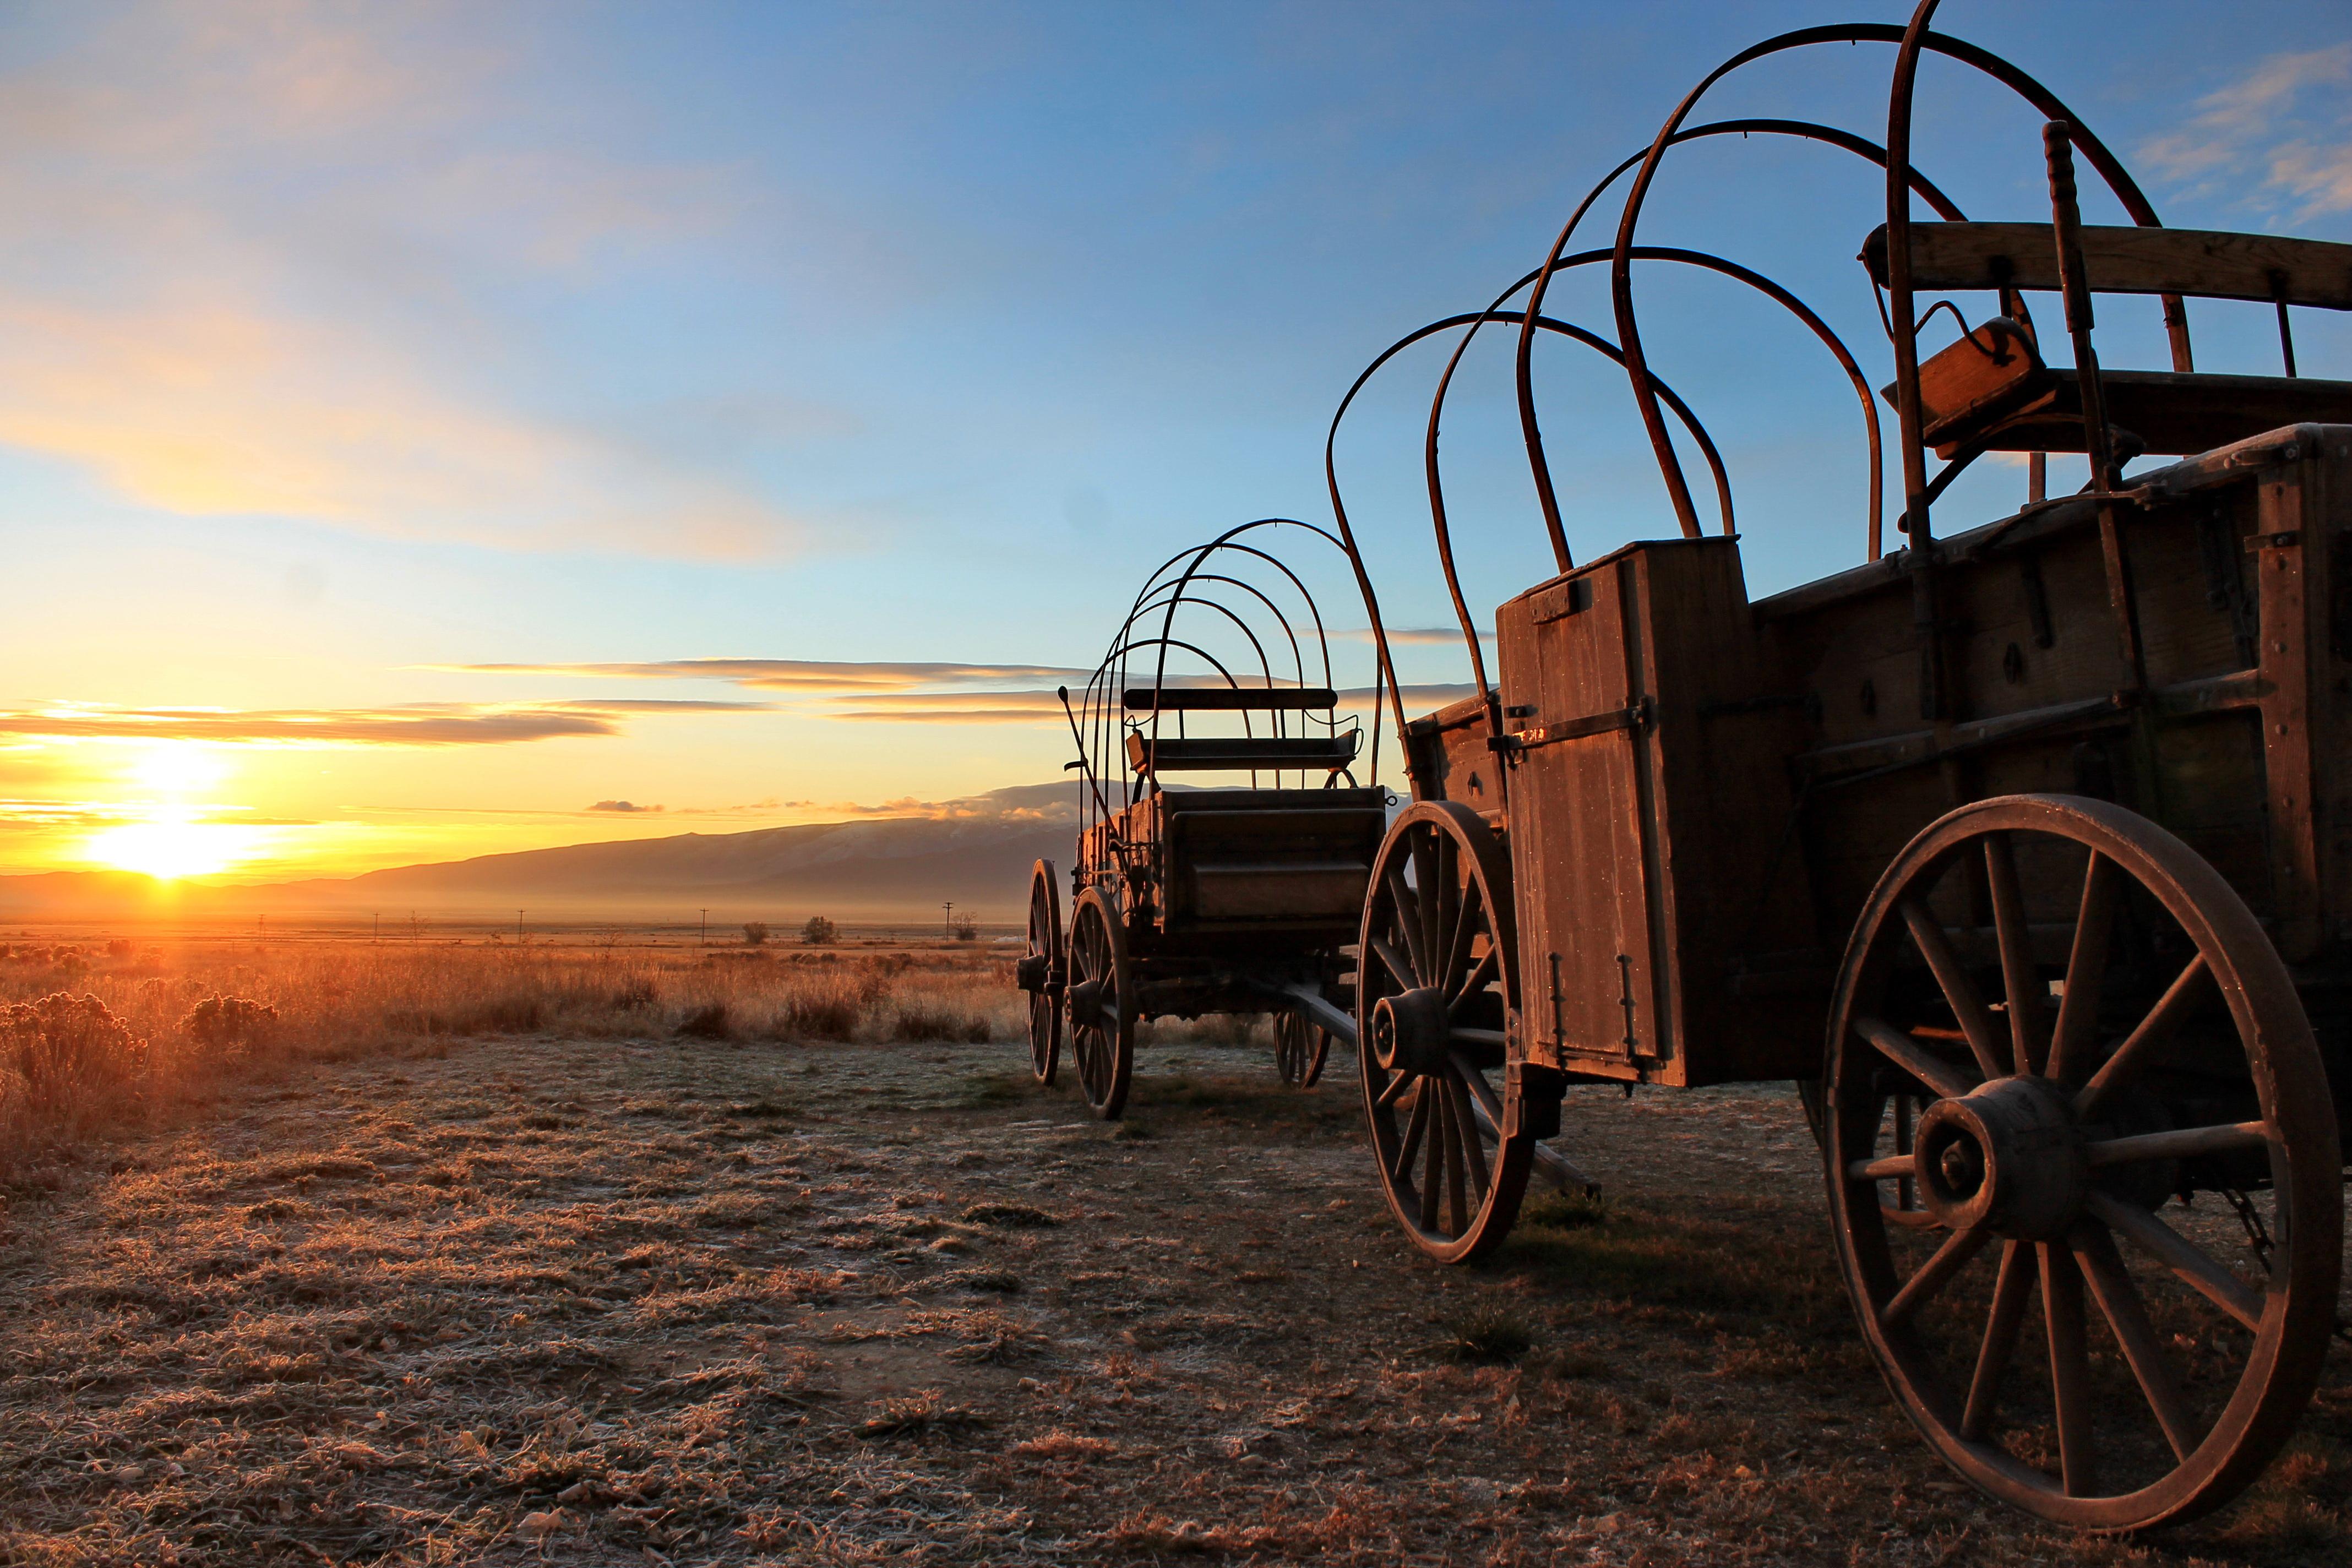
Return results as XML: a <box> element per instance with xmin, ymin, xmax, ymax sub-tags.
<box><xmin>0</xmin><ymin>939</ymin><xmax>2346</xmax><ymax>1565</ymax></box>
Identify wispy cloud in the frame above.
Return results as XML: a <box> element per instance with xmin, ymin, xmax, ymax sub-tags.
<box><xmin>445</xmin><ymin>658</ymin><xmax>1096</xmax><ymax>693</ymax></box>
<box><xmin>0</xmin><ymin>295</ymin><xmax>809</xmax><ymax>559</ymax></box>
<box><xmin>587</xmin><ymin>799</ymin><xmax>662</xmax><ymax>813</ymax></box>
<box><xmin>790</xmin><ymin>781</ymin><xmax>1080</xmax><ymax>824</ymax></box>
<box><xmin>0</xmin><ymin>3</ymin><xmax>833</xmax><ymax>560</ymax></box>
<box><xmin>0</xmin><ymin>699</ymin><xmax>768</xmax><ymax>748</ymax></box>
<box><xmin>1335</xmin><ymin>626</ymin><xmax>1494</xmax><ymax>645</ymax></box>
<box><xmin>2139</xmin><ymin>44</ymin><xmax>2352</xmax><ymax>217</ymax></box>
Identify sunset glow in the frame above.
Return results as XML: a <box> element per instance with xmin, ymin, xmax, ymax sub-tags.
<box><xmin>1</xmin><ymin>1</ymin><xmax>2344</xmax><ymax>896</ymax></box>
<box><xmin>83</xmin><ymin>814</ymin><xmax>261</xmax><ymax>880</ymax></box>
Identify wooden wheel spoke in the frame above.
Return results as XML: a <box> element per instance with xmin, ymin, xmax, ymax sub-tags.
<box><xmin>1962</xmin><ymin>1239</ymin><xmax>2035</xmax><ymax>1441</ymax></box>
<box><xmin>1446</xmin><ymin>945</ymin><xmax>1496</xmax><ymax>1015</ymax></box>
<box><xmin>1984</xmin><ymin>834</ymin><xmax>2046</xmax><ymax>1075</ymax></box>
<box><xmin>2049</xmin><ymin>853</ymin><xmax>2122</xmax><ymax>1084</ymax></box>
<box><xmin>1894</xmin><ymin>1094</ymin><xmax>1917</xmax><ymax>1216</ymax></box>
<box><xmin>1851</xmin><ymin>1152</ymin><xmax>1917</xmax><ymax>1182</ymax></box>
<box><xmin>1419</xmin><ymin>1084</ymin><xmax>1444</xmax><ymax>1231</ymax></box>
<box><xmin>1385</xmin><ymin>867</ymin><xmax>1428</xmax><ymax>981</ymax></box>
<box><xmin>1452</xmin><ymin>1052</ymin><xmax>1504</xmax><ymax>1121</ymax></box>
<box><xmin>2087</xmin><ymin>1191</ymin><xmax>2264</xmax><ymax>1330</ymax></box>
<box><xmin>1899</xmin><ymin>899</ymin><xmax>2008</xmax><ymax>1082</ymax></box>
<box><xmin>1376</xmin><ymin>1069</ymin><xmax>1413</xmax><ymax>1109</ymax></box>
<box><xmin>1430</xmin><ymin>832</ymin><xmax>1457</xmax><ymax>988</ymax></box>
<box><xmin>2075</xmin><ymin>954</ymin><xmax>2212</xmax><ymax>1119</ymax></box>
<box><xmin>1406</xmin><ymin>832</ymin><xmax>1435</xmax><ymax>965</ymax></box>
<box><xmin>1394</xmin><ymin>1086</ymin><xmax>1431</xmax><ymax>1184</ymax></box>
<box><xmin>2072</xmin><ymin>1224</ymin><xmax>2198</xmax><ymax>1462</ymax></box>
<box><xmin>2083</xmin><ymin>1120</ymin><xmax>2272</xmax><ymax>1168</ymax></box>
<box><xmin>1851</xmin><ymin>1015</ymin><xmax>1974</xmax><ymax>1102</ymax></box>
<box><xmin>1371</xmin><ymin>934</ymin><xmax>1416</xmax><ymax>992</ymax></box>
<box><xmin>2040</xmin><ymin>1241</ymin><xmax>2097</xmax><ymax>1497</ymax></box>
<box><xmin>1883</xmin><ymin>1224</ymin><xmax>1992</xmax><ymax>1328</ymax></box>
<box><xmin>1445</xmin><ymin>1070</ymin><xmax>1490</xmax><ymax>1201</ymax></box>
<box><xmin>1441</xmin><ymin>1082</ymin><xmax>1471</xmax><ymax>1234</ymax></box>
<box><xmin>1437</xmin><ymin>875</ymin><xmax>1480</xmax><ymax>999</ymax></box>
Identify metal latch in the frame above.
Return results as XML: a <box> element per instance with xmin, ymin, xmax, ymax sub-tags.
<box><xmin>1493</xmin><ymin>696</ymin><xmax>1653</xmax><ymax>753</ymax></box>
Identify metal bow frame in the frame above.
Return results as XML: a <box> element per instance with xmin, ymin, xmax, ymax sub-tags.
<box><xmin>1320</xmin><ymin>3</ymin><xmax>2192</xmax><ymax>780</ymax></box>
<box><xmin>1065</xmin><ymin>519</ymin><xmax>1387</xmax><ymax>857</ymax></box>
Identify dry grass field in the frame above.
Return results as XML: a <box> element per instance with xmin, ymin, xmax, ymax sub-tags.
<box><xmin>0</xmin><ymin>933</ymin><xmax>2346</xmax><ymax>1565</ymax></box>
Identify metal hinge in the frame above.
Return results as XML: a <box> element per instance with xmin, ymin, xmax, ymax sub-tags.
<box><xmin>1493</xmin><ymin>696</ymin><xmax>1653</xmax><ymax>753</ymax></box>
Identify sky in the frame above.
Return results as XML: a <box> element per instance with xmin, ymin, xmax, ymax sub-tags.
<box><xmin>3</xmin><ymin>0</ymin><xmax>2350</xmax><ymax>884</ymax></box>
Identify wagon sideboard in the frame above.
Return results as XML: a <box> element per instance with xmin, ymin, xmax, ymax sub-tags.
<box><xmin>1404</xmin><ymin>423</ymin><xmax>2352</xmax><ymax>1097</ymax></box>
<box><xmin>1081</xmin><ymin>787</ymin><xmax>1388</xmax><ymax>950</ymax></box>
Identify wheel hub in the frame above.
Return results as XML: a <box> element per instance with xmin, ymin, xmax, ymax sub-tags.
<box><xmin>1370</xmin><ymin>987</ymin><xmax>1450</xmax><ymax>1075</ymax></box>
<box><xmin>1015</xmin><ymin>953</ymin><xmax>1050</xmax><ymax>992</ymax></box>
<box><xmin>1067</xmin><ymin>978</ymin><xmax>1104</xmax><ymax>1029</ymax></box>
<box><xmin>1913</xmin><ymin>1075</ymin><xmax>2085</xmax><ymax>1238</ymax></box>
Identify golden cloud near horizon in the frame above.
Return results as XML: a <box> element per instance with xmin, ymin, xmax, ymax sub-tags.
<box><xmin>0</xmin><ymin>699</ymin><xmax>769</xmax><ymax>748</ymax></box>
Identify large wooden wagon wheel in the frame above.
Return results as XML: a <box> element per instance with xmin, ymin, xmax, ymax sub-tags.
<box><xmin>1825</xmin><ymin>794</ymin><xmax>2343</xmax><ymax>1531</ymax></box>
<box><xmin>1020</xmin><ymin>859</ymin><xmax>1062</xmax><ymax>1085</ymax></box>
<box><xmin>1358</xmin><ymin>801</ymin><xmax>1536</xmax><ymax>1263</ymax></box>
<box><xmin>1065</xmin><ymin>887</ymin><xmax>1135</xmax><ymax>1120</ymax></box>
<box><xmin>1274</xmin><ymin>1008</ymin><xmax>1332</xmax><ymax>1088</ymax></box>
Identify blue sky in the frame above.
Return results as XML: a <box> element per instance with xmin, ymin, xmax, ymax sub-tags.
<box><xmin>3</xmin><ymin>0</ymin><xmax>2349</xmax><ymax>879</ymax></box>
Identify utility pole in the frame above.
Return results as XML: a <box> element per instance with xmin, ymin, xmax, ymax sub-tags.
<box><xmin>943</xmin><ymin>901</ymin><xmax>954</xmax><ymax>938</ymax></box>
<box><xmin>411</xmin><ymin>910</ymin><xmax>418</xmax><ymax>943</ymax></box>
<box><xmin>516</xmin><ymin>910</ymin><xmax>525</xmax><ymax>943</ymax></box>
<box><xmin>372</xmin><ymin>912</ymin><xmax>379</xmax><ymax>944</ymax></box>
<box><xmin>699</xmin><ymin>908</ymin><xmax>709</xmax><ymax>946</ymax></box>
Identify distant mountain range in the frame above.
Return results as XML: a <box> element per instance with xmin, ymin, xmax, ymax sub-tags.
<box><xmin>0</xmin><ymin>783</ymin><xmax>1079</xmax><ymax>924</ymax></box>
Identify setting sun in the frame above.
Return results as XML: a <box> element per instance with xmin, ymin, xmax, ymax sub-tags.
<box><xmin>84</xmin><ymin>815</ymin><xmax>258</xmax><ymax>880</ymax></box>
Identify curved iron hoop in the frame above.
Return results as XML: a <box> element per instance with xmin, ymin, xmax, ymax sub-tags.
<box><xmin>1427</xmin><ymin>245</ymin><xmax>1883</xmax><ymax>657</ymax></box>
<box><xmin>1328</xmin><ymin>306</ymin><xmax>1730</xmax><ymax>734</ymax></box>
<box><xmin>1141</xmin><ymin>521</ymin><xmax>1367</xmax><ymax>791</ymax></box>
<box><xmin>1082</xmin><ymin>634</ymin><xmax>1247</xmax><ymax>811</ymax></box>
<box><xmin>1602</xmin><ymin>23</ymin><xmax>2185</xmax><ymax>540</ymax></box>
<box><xmin>1431</xmin><ymin>117</ymin><xmax>1959</xmax><ymax>570</ymax></box>
<box><xmin>1137</xmin><ymin>571</ymin><xmax>1311</xmax><ymax>711</ymax></box>
<box><xmin>1329</xmin><ymin>293</ymin><xmax>1765</xmax><ymax>732</ymax></box>
<box><xmin>1130</xmin><ymin>564</ymin><xmax>1358</xmax><ymax>772</ymax></box>
<box><xmin>1077</xmin><ymin>520</ymin><xmax>1375</xmax><ymax>816</ymax></box>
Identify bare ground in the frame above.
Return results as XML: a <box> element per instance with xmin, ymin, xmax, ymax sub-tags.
<box><xmin>0</xmin><ymin>1031</ymin><xmax>2345</xmax><ymax>1566</ymax></box>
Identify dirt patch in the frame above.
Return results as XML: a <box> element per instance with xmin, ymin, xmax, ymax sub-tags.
<box><xmin>0</xmin><ymin>1033</ymin><xmax>2343</xmax><ymax>1564</ymax></box>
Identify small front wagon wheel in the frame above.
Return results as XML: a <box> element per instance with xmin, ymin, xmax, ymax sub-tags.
<box><xmin>1020</xmin><ymin>859</ymin><xmax>1063</xmax><ymax>1085</ymax></box>
<box><xmin>1274</xmin><ymin>1008</ymin><xmax>1332</xmax><ymax>1088</ymax></box>
<box><xmin>1358</xmin><ymin>802</ymin><xmax>1535</xmax><ymax>1264</ymax></box>
<box><xmin>1066</xmin><ymin>888</ymin><xmax>1135</xmax><ymax>1120</ymax></box>
<box><xmin>1826</xmin><ymin>794</ymin><xmax>2343</xmax><ymax>1531</ymax></box>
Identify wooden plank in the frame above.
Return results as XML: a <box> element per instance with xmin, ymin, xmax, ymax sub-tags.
<box><xmin>1500</xmin><ymin>555</ymin><xmax>1649</xmax><ymax>1074</ymax></box>
<box><xmin>1866</xmin><ymin>222</ymin><xmax>2352</xmax><ymax>309</ymax></box>
<box><xmin>1123</xmin><ymin>687</ymin><xmax>1337</xmax><ymax>711</ymax></box>
<box><xmin>1498</xmin><ymin>537</ymin><xmax>1821</xmax><ymax>1086</ymax></box>
<box><xmin>1125</xmin><ymin>733</ymin><xmax>1358</xmax><ymax>773</ymax></box>
<box><xmin>2255</xmin><ymin>477</ymin><xmax>2322</xmax><ymax>960</ymax></box>
<box><xmin>1402</xmin><ymin>693</ymin><xmax>1499</xmax><ymax>809</ymax></box>
<box><xmin>1951</xmin><ymin>371</ymin><xmax>2352</xmax><ymax>457</ymax></box>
